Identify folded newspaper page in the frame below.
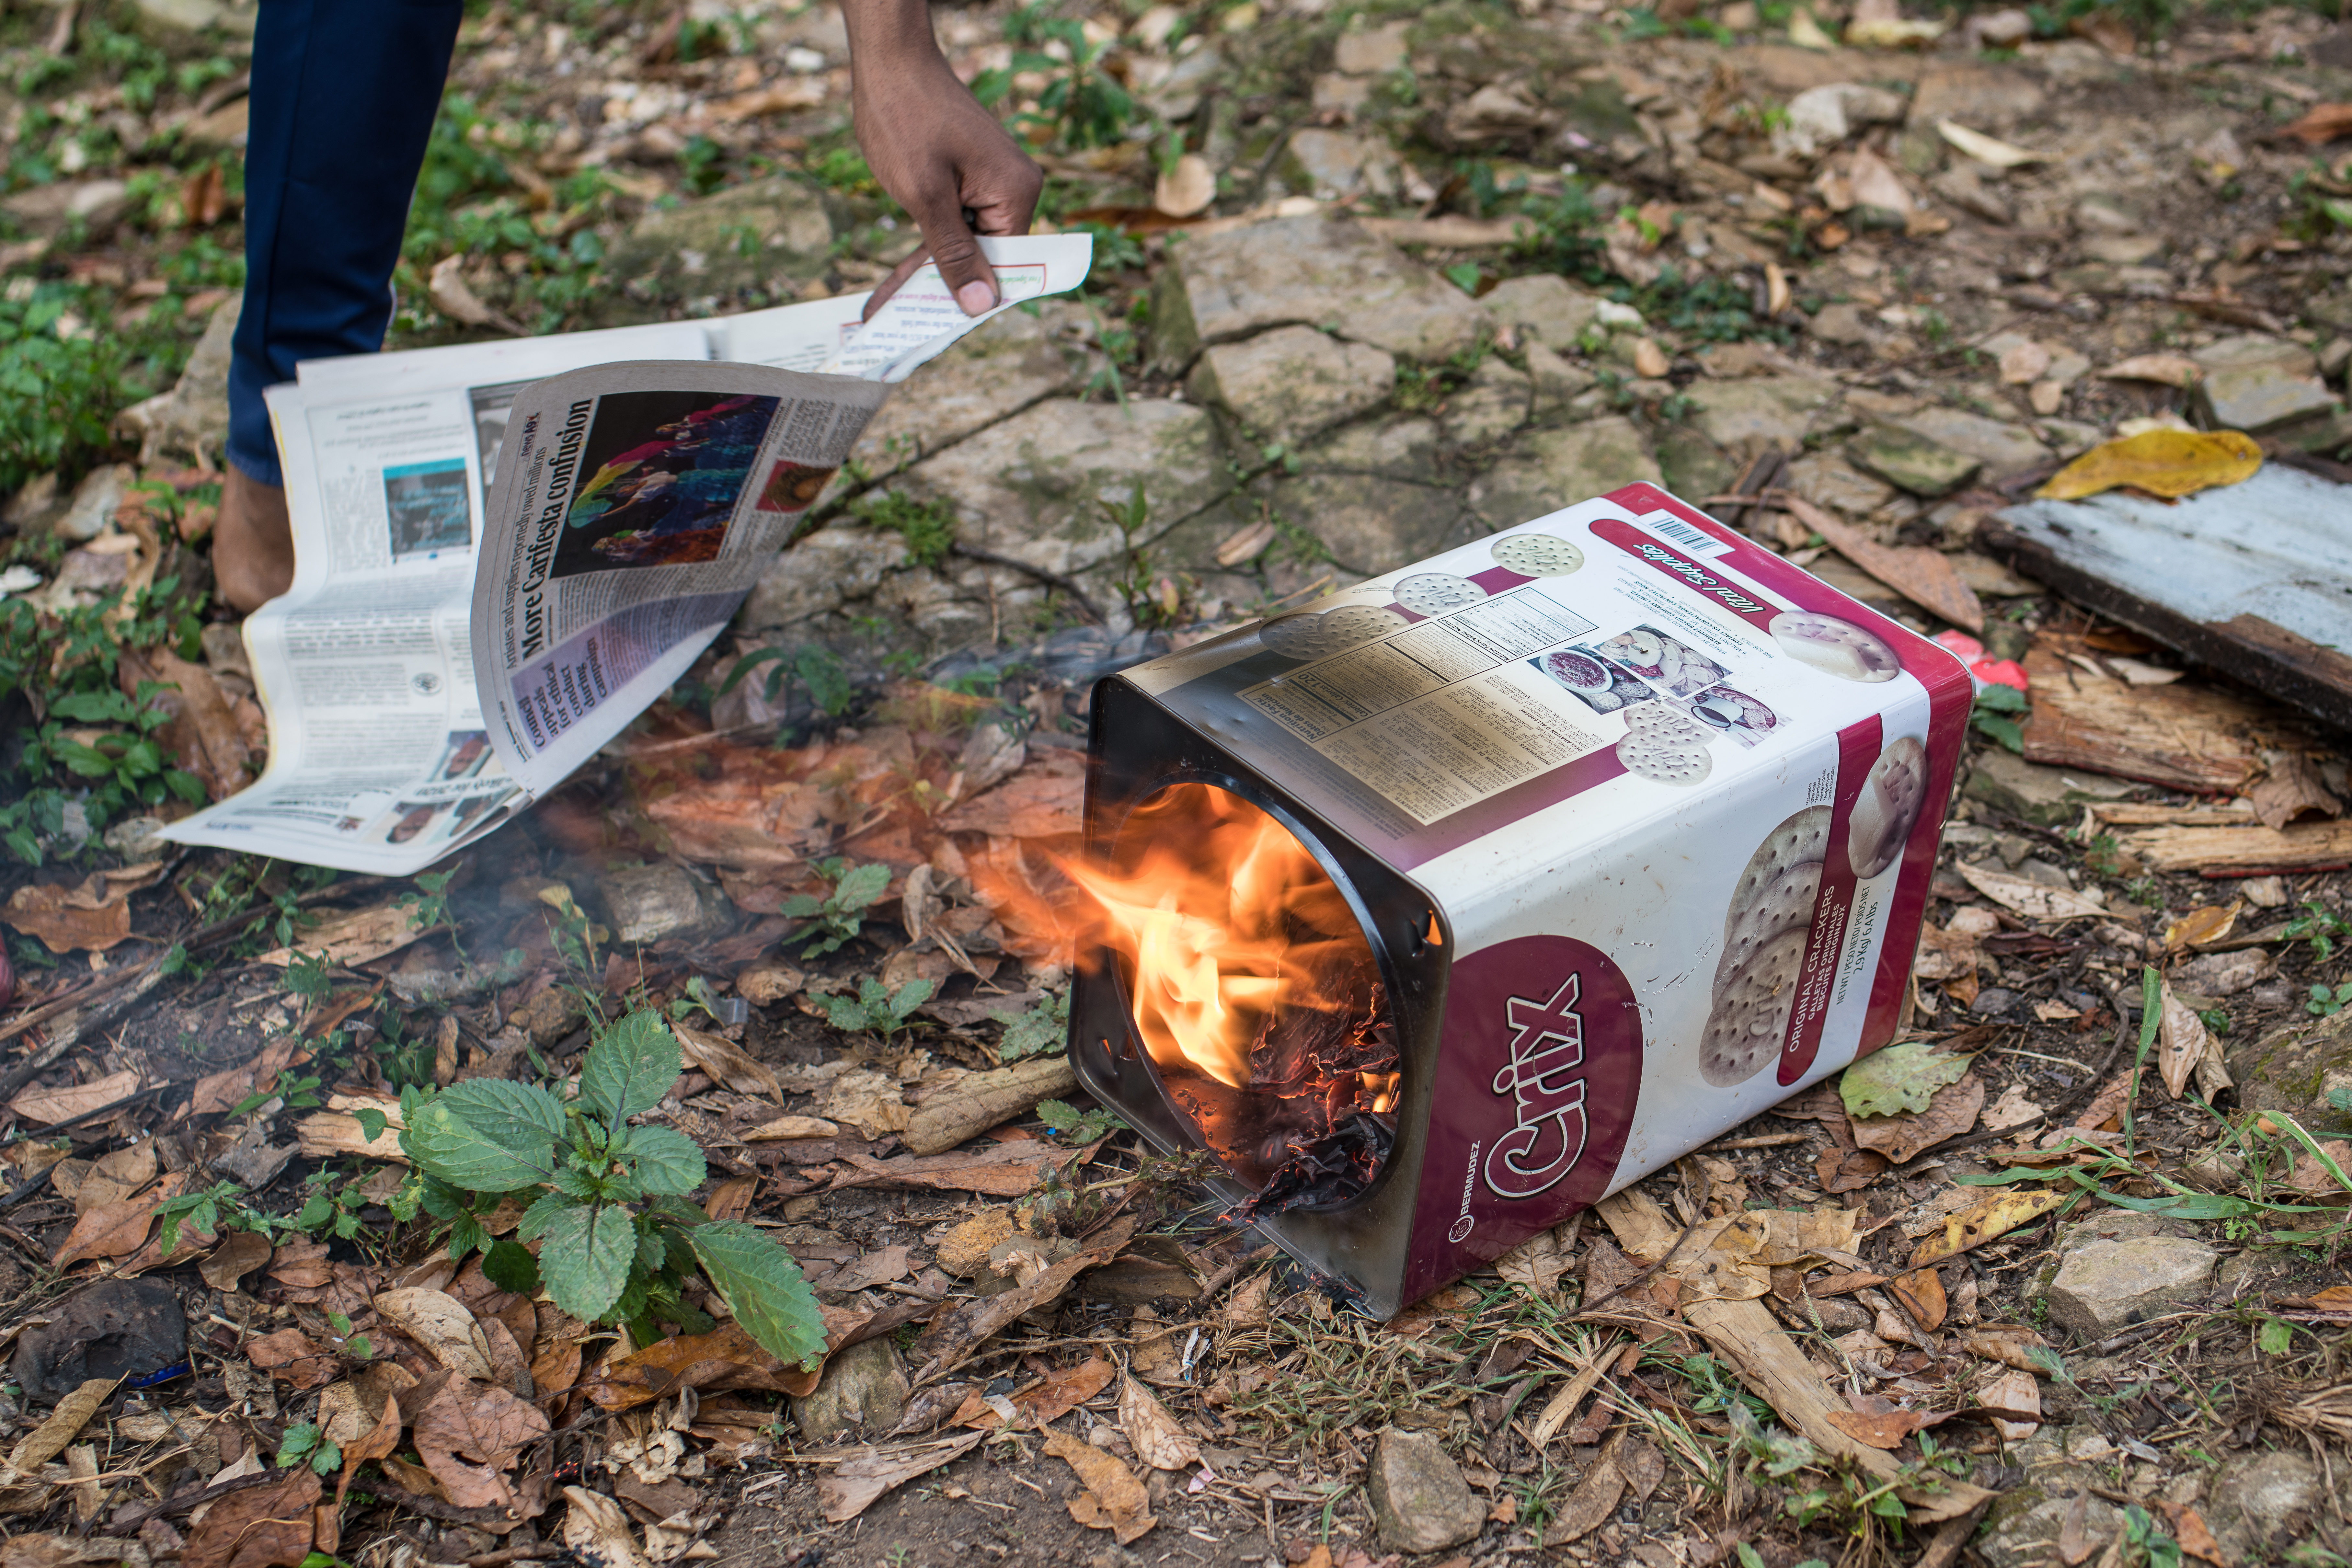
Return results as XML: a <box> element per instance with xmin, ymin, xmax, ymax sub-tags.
<box><xmin>160</xmin><ymin>233</ymin><xmax>1093</xmax><ymax>875</ymax></box>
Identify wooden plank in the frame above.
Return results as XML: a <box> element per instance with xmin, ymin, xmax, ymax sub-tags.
<box><xmin>2114</xmin><ymin>819</ymin><xmax>2352</xmax><ymax>875</ymax></box>
<box><xmin>1985</xmin><ymin>465</ymin><xmax>2352</xmax><ymax>732</ymax></box>
<box><xmin>2019</xmin><ymin>645</ymin><xmax>2276</xmax><ymax>794</ymax></box>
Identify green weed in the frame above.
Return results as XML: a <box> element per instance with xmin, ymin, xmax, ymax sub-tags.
<box><xmin>781</xmin><ymin>857</ymin><xmax>892</xmax><ymax>956</ymax></box>
<box><xmin>820</xmin><ymin>975</ymin><xmax>935</xmax><ymax>1043</ymax></box>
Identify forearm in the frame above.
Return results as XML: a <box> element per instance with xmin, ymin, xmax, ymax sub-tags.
<box><xmin>840</xmin><ymin>0</ymin><xmax>951</xmax><ymax>76</ymax></box>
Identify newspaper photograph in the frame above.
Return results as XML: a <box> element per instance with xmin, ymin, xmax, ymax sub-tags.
<box><xmin>158</xmin><ymin>233</ymin><xmax>1093</xmax><ymax>875</ymax></box>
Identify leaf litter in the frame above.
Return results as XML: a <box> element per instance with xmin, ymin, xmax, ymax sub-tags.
<box><xmin>5</xmin><ymin>1</ymin><xmax>2352</xmax><ymax>1564</ymax></box>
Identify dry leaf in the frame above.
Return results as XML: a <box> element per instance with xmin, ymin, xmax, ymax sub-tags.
<box><xmin>1043</xmin><ymin>1428</ymin><xmax>1155</xmax><ymax>1545</ymax></box>
<box><xmin>1937</xmin><ymin>119</ymin><xmax>2042</xmax><ymax>167</ymax></box>
<box><xmin>1890</xmin><ymin>1267</ymin><xmax>1947</xmax><ymax>1332</ymax></box>
<box><xmin>245</xmin><ymin>1329</ymin><xmax>339</xmax><ymax>1391</ymax></box>
<box><xmin>414</xmin><ymin>1379</ymin><xmax>550</xmax><ymax>1512</ymax></box>
<box><xmin>1117</xmin><ymin>1374</ymin><xmax>1200</xmax><ymax>1471</ymax></box>
<box><xmin>6</xmin><ymin>1379</ymin><xmax>116</xmax><ymax>1475</ymax></box>
<box><xmin>0</xmin><ymin>877</ymin><xmax>143</xmax><ymax>954</ymax></box>
<box><xmin>1955</xmin><ymin>861</ymin><xmax>2107</xmax><ymax>921</ymax></box>
<box><xmin>1981</xmin><ymin>1368</ymin><xmax>2040</xmax><ymax>1441</ymax></box>
<box><xmin>741</xmin><ymin>1115</ymin><xmax>840</xmax><ymax>1140</ymax></box>
<box><xmin>1817</xmin><ymin>1146</ymin><xmax>1890</xmax><ymax>1193</ymax></box>
<box><xmin>586</xmin><ymin>1322</ymin><xmax>802</xmax><ymax>1413</ymax></box>
<box><xmin>1543</xmin><ymin>1457</ymin><xmax>1626</xmax><ymax>1545</ymax></box>
<box><xmin>2037</xmin><ymin>429</ymin><xmax>2263</xmax><ymax>502</ymax></box>
<box><xmin>13</xmin><ymin>1070</ymin><xmax>143</xmax><ymax>1127</ymax></box>
<box><xmin>1912</xmin><ymin>1189</ymin><xmax>2065</xmax><ymax>1267</ymax></box>
<box><xmin>673</xmin><ymin>1025</ymin><xmax>783</xmax><ymax>1102</ymax></box>
<box><xmin>955</xmin><ymin>1357</ymin><xmax>1114</xmax><ymax>1431</ymax></box>
<box><xmin>2281</xmin><ymin>102</ymin><xmax>2352</xmax><ymax>144</ymax></box>
<box><xmin>52</xmin><ymin>1192</ymin><xmax>164</xmax><ymax>1268</ymax></box>
<box><xmin>1962</xmin><ymin>1328</ymin><xmax>2052</xmax><ymax>1374</ymax></box>
<box><xmin>181</xmin><ymin>1465</ymin><xmax>320</xmax><ymax>1568</ymax></box>
<box><xmin>2157</xmin><ymin>981</ymin><xmax>2216</xmax><ymax>1101</ymax></box>
<box><xmin>254</xmin><ymin>905</ymin><xmax>426</xmax><ymax>968</ymax></box>
<box><xmin>1778</xmin><ymin>496</ymin><xmax>1983</xmax><ymax>630</ymax></box>
<box><xmin>371</xmin><ymin>1288</ymin><xmax>494</xmax><ymax>1380</ymax></box>
<box><xmin>1850</xmin><ymin>1073</ymin><xmax>1985</xmax><ymax>1163</ymax></box>
<box><xmin>2099</xmin><ymin>353</ymin><xmax>2202</xmax><ymax>388</ymax></box>
<box><xmin>201</xmin><ymin>1230</ymin><xmax>275</xmax><ymax>1292</ymax></box>
<box><xmin>1495</xmin><ymin>1227</ymin><xmax>1575</xmax><ymax>1294</ymax></box>
<box><xmin>2155</xmin><ymin>1501</ymin><xmax>2225</xmax><ymax>1564</ymax></box>
<box><xmin>2249</xmin><ymin>752</ymin><xmax>2343</xmax><ymax>832</ymax></box>
<box><xmin>813</xmin><ymin>1245</ymin><xmax>912</xmax><ymax>1294</ymax></box>
<box><xmin>1824</xmin><ymin>1406</ymin><xmax>1930</xmax><ymax>1449</ymax></box>
<box><xmin>814</xmin><ymin>1432</ymin><xmax>987</xmax><ymax>1522</ymax></box>
<box><xmin>335</xmin><ymin>1395</ymin><xmax>401</xmax><ymax>1506</ymax></box>
<box><xmin>560</xmin><ymin>1487</ymin><xmax>648</xmax><ymax>1568</ymax></box>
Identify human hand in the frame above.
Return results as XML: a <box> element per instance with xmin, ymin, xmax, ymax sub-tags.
<box><xmin>843</xmin><ymin>0</ymin><xmax>1042</xmax><ymax>320</ymax></box>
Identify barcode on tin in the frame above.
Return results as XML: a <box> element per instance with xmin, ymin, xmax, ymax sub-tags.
<box><xmin>1638</xmin><ymin>511</ymin><xmax>1732</xmax><ymax>559</ymax></box>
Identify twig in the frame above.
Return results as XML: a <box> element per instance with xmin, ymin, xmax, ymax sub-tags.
<box><xmin>949</xmin><ymin>543</ymin><xmax>1106</xmax><ymax>625</ymax></box>
<box><xmin>1573</xmin><ymin>1219</ymin><xmax>1708</xmax><ymax>1319</ymax></box>
<box><xmin>362</xmin><ymin>1479</ymin><xmax>512</xmax><ymax>1524</ymax></box>
<box><xmin>99</xmin><ymin>1470</ymin><xmax>282</xmax><ymax>1533</ymax></box>
<box><xmin>1914</xmin><ymin>1498</ymin><xmax>1993</xmax><ymax>1568</ymax></box>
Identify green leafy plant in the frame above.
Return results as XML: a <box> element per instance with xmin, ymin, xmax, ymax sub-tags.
<box><xmin>394</xmin><ymin>1010</ymin><xmax>824</xmax><ymax>1362</ymax></box>
<box><xmin>821</xmin><ymin>976</ymin><xmax>936</xmax><ymax>1043</ymax></box>
<box><xmin>781</xmin><ymin>857</ymin><xmax>892</xmax><ymax>956</ymax></box>
<box><xmin>852</xmin><ymin>490</ymin><xmax>958</xmax><ymax>570</ymax></box>
<box><xmin>1971</xmin><ymin>682</ymin><xmax>2030</xmax><ymax>753</ymax></box>
<box><xmin>2284</xmin><ymin>899</ymin><xmax>2352</xmax><ymax>960</ymax></box>
<box><xmin>999</xmin><ymin>990</ymin><xmax>1069</xmax><ymax>1060</ymax></box>
<box><xmin>322</xmin><ymin>1311</ymin><xmax>373</xmax><ymax>1361</ymax></box>
<box><xmin>292</xmin><ymin>1169</ymin><xmax>376</xmax><ymax>1242</ymax></box>
<box><xmin>1036</xmin><ymin>1097</ymin><xmax>1124</xmax><ymax>1143</ymax></box>
<box><xmin>973</xmin><ymin>3</ymin><xmax>1144</xmax><ymax>150</ymax></box>
<box><xmin>720</xmin><ymin>643</ymin><xmax>857</xmax><ymax>721</ymax></box>
<box><xmin>399</xmin><ymin>869</ymin><xmax>463</xmax><ymax>960</ymax></box>
<box><xmin>274</xmin><ymin>1422</ymin><xmax>342</xmax><ymax>1477</ymax></box>
<box><xmin>2309</xmin><ymin>981</ymin><xmax>2352</xmax><ymax>1018</ymax></box>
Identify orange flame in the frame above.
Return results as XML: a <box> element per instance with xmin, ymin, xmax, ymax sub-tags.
<box><xmin>1061</xmin><ymin>784</ymin><xmax>1370</xmax><ymax>1091</ymax></box>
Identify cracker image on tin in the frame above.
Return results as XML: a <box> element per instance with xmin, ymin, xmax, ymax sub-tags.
<box><xmin>1699</xmin><ymin>805</ymin><xmax>1833</xmax><ymax>1086</ymax></box>
<box><xmin>1848</xmin><ymin>734</ymin><xmax>1928</xmax><ymax>879</ymax></box>
<box><xmin>1530</xmin><ymin>646</ymin><xmax>1658</xmax><ymax>715</ymax></box>
<box><xmin>1596</xmin><ymin>624</ymin><xmax>1729</xmax><ymax>698</ymax></box>
<box><xmin>1490</xmin><ymin>532</ymin><xmax>1586</xmax><ymax>576</ymax></box>
<box><xmin>1394</xmin><ymin>572</ymin><xmax>1488</xmax><ymax>616</ymax></box>
<box><xmin>1770</xmin><ymin>611</ymin><xmax>1900</xmax><ymax>682</ymax></box>
<box><xmin>1615</xmin><ymin>733</ymin><xmax>1713</xmax><ymax>785</ymax></box>
<box><xmin>1259</xmin><ymin>603</ymin><xmax>1409</xmax><ymax>661</ymax></box>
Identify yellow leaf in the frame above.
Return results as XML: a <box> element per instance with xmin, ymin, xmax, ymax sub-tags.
<box><xmin>2036</xmin><ymin>429</ymin><xmax>2262</xmax><ymax>502</ymax></box>
<box><xmin>1910</xmin><ymin>1188</ymin><xmax>2065</xmax><ymax>1267</ymax></box>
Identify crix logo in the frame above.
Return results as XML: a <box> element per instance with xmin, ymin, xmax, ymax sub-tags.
<box><xmin>1483</xmin><ymin>973</ymin><xmax>1592</xmax><ymax>1199</ymax></box>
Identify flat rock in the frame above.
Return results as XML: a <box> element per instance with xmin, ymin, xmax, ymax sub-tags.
<box><xmin>122</xmin><ymin>293</ymin><xmax>238</xmax><ymax>464</ymax></box>
<box><xmin>1688</xmin><ymin>376</ymin><xmax>1840</xmax><ymax>455</ymax></box>
<box><xmin>1785</xmin><ymin>450</ymin><xmax>1895</xmax><ymax>516</ymax></box>
<box><xmin>2225</xmin><ymin>1005</ymin><xmax>2352</xmax><ymax>1137</ymax></box>
<box><xmin>1907</xmin><ymin>62</ymin><xmax>2047</xmax><ymax>130</ymax></box>
<box><xmin>2196</xmin><ymin>363</ymin><xmax>2340</xmax><ymax>435</ymax></box>
<box><xmin>1187</xmin><ymin>325</ymin><xmax>1395</xmax><ymax>446</ymax></box>
<box><xmin>1964</xmin><ymin>749</ymin><xmax>2134</xmax><ymax>826</ymax></box>
<box><xmin>605</xmin><ymin>176</ymin><xmax>832</xmax><ymax>303</ymax></box>
<box><xmin>2195</xmin><ymin>334</ymin><xmax>2319</xmax><ymax>377</ymax></box>
<box><xmin>1848</xmin><ymin>423</ymin><xmax>1981</xmax><ymax>497</ymax></box>
<box><xmin>1366</xmin><ymin>1429</ymin><xmax>1485</xmax><ymax>1555</ymax></box>
<box><xmin>1526</xmin><ymin>342</ymin><xmax>1599</xmax><ymax>410</ymax></box>
<box><xmin>896</xmin><ymin>397</ymin><xmax>1233</xmax><ymax>582</ymax></box>
<box><xmin>1285</xmin><ymin>127</ymin><xmax>1393</xmax><ymax>198</ymax></box>
<box><xmin>1893</xmin><ymin>406</ymin><xmax>2052</xmax><ymax>482</ymax></box>
<box><xmin>1</xmin><ymin>178</ymin><xmax>132</xmax><ymax>238</ymax></box>
<box><xmin>1976</xmin><ymin>1454</ymin><xmax>2119</xmax><ymax>1568</ymax></box>
<box><xmin>2037</xmin><ymin>1236</ymin><xmax>2216</xmax><ymax>1334</ymax></box>
<box><xmin>13</xmin><ymin>1280</ymin><xmax>186</xmax><ymax>1402</ymax></box>
<box><xmin>790</xmin><ymin>1337</ymin><xmax>908</xmax><ymax>1440</ymax></box>
<box><xmin>1152</xmin><ymin>214</ymin><xmax>1491</xmax><ymax>369</ymax></box>
<box><xmin>1484</xmin><ymin>274</ymin><xmax>1602</xmax><ymax>349</ymax></box>
<box><xmin>2207</xmin><ymin>1450</ymin><xmax>2326</xmax><ymax>1564</ymax></box>
<box><xmin>1259</xmin><ymin>470</ymin><xmax>1472</xmax><ymax>575</ymax></box>
<box><xmin>2172</xmin><ymin>947</ymin><xmax>2275</xmax><ymax>997</ymax></box>
<box><xmin>1302</xmin><ymin>413</ymin><xmax>1443</xmax><ymax>482</ymax></box>
<box><xmin>851</xmin><ymin>304</ymin><xmax>1084</xmax><ymax>478</ymax></box>
<box><xmin>739</xmin><ymin>521</ymin><xmax>912</xmax><ymax>637</ymax></box>
<box><xmin>597</xmin><ymin>861</ymin><xmax>732</xmax><ymax>945</ymax></box>
<box><xmin>1656</xmin><ymin>424</ymin><xmax>1733</xmax><ymax>505</ymax></box>
<box><xmin>1441</xmin><ymin>358</ymin><xmax>1531</xmax><ymax>446</ymax></box>
<box><xmin>1470</xmin><ymin>416</ymin><xmax>1661</xmax><ymax>528</ymax></box>
<box><xmin>1333</xmin><ymin>19</ymin><xmax>1410</xmax><ymax>74</ymax></box>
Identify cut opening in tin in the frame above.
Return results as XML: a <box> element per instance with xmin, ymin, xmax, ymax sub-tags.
<box><xmin>1064</xmin><ymin>781</ymin><xmax>1400</xmax><ymax>1216</ymax></box>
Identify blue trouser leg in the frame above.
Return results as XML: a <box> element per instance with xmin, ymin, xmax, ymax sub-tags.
<box><xmin>226</xmin><ymin>0</ymin><xmax>463</xmax><ymax>487</ymax></box>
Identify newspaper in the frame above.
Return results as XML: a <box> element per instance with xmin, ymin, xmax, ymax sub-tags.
<box><xmin>160</xmin><ymin>234</ymin><xmax>1093</xmax><ymax>875</ymax></box>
